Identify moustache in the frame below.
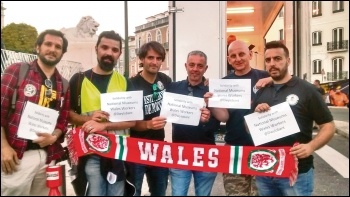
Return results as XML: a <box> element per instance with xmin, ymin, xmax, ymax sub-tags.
<box><xmin>269</xmin><ymin>67</ymin><xmax>279</xmax><ymax>72</ymax></box>
<box><xmin>101</xmin><ymin>56</ymin><xmax>114</xmax><ymax>62</ymax></box>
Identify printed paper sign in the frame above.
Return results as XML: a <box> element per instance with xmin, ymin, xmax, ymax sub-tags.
<box><xmin>160</xmin><ymin>92</ymin><xmax>204</xmax><ymax>126</ymax></box>
<box><xmin>209</xmin><ymin>79</ymin><xmax>251</xmax><ymax>109</ymax></box>
<box><xmin>100</xmin><ymin>91</ymin><xmax>143</xmax><ymax>122</ymax></box>
<box><xmin>17</xmin><ymin>101</ymin><xmax>59</xmax><ymax>140</ymax></box>
<box><xmin>244</xmin><ymin>102</ymin><xmax>300</xmax><ymax>146</ymax></box>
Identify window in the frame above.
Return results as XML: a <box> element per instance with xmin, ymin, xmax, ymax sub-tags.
<box><xmin>313</xmin><ymin>60</ymin><xmax>322</xmax><ymax>74</ymax></box>
<box><xmin>312</xmin><ymin>31</ymin><xmax>322</xmax><ymax>45</ymax></box>
<box><xmin>312</xmin><ymin>1</ymin><xmax>322</xmax><ymax>17</ymax></box>
<box><xmin>332</xmin><ymin>57</ymin><xmax>344</xmax><ymax>79</ymax></box>
<box><xmin>138</xmin><ymin>37</ymin><xmax>141</xmax><ymax>48</ymax></box>
<box><xmin>333</xmin><ymin>1</ymin><xmax>344</xmax><ymax>13</ymax></box>
<box><xmin>147</xmin><ymin>33</ymin><xmax>152</xmax><ymax>42</ymax></box>
<box><xmin>278</xmin><ymin>8</ymin><xmax>284</xmax><ymax>18</ymax></box>
<box><xmin>156</xmin><ymin>30</ymin><xmax>162</xmax><ymax>43</ymax></box>
<box><xmin>333</xmin><ymin>27</ymin><xmax>344</xmax><ymax>43</ymax></box>
<box><xmin>279</xmin><ymin>29</ymin><xmax>284</xmax><ymax>41</ymax></box>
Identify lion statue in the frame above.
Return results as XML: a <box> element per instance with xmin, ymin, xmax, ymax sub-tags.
<box><xmin>60</xmin><ymin>16</ymin><xmax>100</xmax><ymax>39</ymax></box>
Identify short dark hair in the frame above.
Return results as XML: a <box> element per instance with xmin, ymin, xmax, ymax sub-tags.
<box><xmin>265</xmin><ymin>41</ymin><xmax>289</xmax><ymax>58</ymax></box>
<box><xmin>314</xmin><ymin>79</ymin><xmax>321</xmax><ymax>84</ymax></box>
<box><xmin>36</xmin><ymin>29</ymin><xmax>68</xmax><ymax>53</ymax></box>
<box><xmin>96</xmin><ymin>30</ymin><xmax>123</xmax><ymax>49</ymax></box>
<box><xmin>187</xmin><ymin>50</ymin><xmax>207</xmax><ymax>65</ymax></box>
<box><xmin>138</xmin><ymin>41</ymin><xmax>166</xmax><ymax>62</ymax></box>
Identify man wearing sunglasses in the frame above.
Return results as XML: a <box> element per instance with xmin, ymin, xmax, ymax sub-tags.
<box><xmin>1</xmin><ymin>29</ymin><xmax>70</xmax><ymax>196</ymax></box>
<box><xmin>128</xmin><ymin>41</ymin><xmax>172</xmax><ymax>196</ymax></box>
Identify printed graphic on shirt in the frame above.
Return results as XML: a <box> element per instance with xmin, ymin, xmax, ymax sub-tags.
<box><xmin>144</xmin><ymin>90</ymin><xmax>165</xmax><ymax>115</ymax></box>
<box><xmin>24</xmin><ymin>84</ymin><xmax>37</xmax><ymax>97</ymax></box>
<box><xmin>38</xmin><ymin>84</ymin><xmax>57</xmax><ymax>107</ymax></box>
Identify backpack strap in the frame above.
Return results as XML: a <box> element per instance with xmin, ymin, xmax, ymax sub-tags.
<box><xmin>11</xmin><ymin>62</ymin><xmax>30</xmax><ymax>110</ymax></box>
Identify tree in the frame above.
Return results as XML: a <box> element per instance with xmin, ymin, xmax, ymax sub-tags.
<box><xmin>1</xmin><ymin>23</ymin><xmax>38</xmax><ymax>53</ymax></box>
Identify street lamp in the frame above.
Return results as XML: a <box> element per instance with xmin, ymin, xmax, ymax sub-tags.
<box><xmin>124</xmin><ymin>1</ymin><xmax>129</xmax><ymax>78</ymax></box>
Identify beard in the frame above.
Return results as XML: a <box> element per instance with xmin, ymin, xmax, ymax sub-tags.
<box><xmin>98</xmin><ymin>56</ymin><xmax>116</xmax><ymax>72</ymax></box>
<box><xmin>269</xmin><ymin>64</ymin><xmax>289</xmax><ymax>81</ymax></box>
<box><xmin>38</xmin><ymin>53</ymin><xmax>62</xmax><ymax>67</ymax></box>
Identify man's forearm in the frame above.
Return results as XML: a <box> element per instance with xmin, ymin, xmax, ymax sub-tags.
<box><xmin>104</xmin><ymin>121</ymin><xmax>136</xmax><ymax>131</ymax></box>
<box><xmin>309</xmin><ymin>121</ymin><xmax>336</xmax><ymax>151</ymax></box>
<box><xmin>131</xmin><ymin>120</ymin><xmax>149</xmax><ymax>131</ymax></box>
<box><xmin>69</xmin><ymin>111</ymin><xmax>91</xmax><ymax>126</ymax></box>
<box><xmin>209</xmin><ymin>108</ymin><xmax>229</xmax><ymax>122</ymax></box>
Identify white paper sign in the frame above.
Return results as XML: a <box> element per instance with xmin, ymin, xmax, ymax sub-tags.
<box><xmin>208</xmin><ymin>79</ymin><xmax>251</xmax><ymax>109</ymax></box>
<box><xmin>160</xmin><ymin>92</ymin><xmax>204</xmax><ymax>126</ymax></box>
<box><xmin>100</xmin><ymin>91</ymin><xmax>143</xmax><ymax>122</ymax></box>
<box><xmin>244</xmin><ymin>102</ymin><xmax>300</xmax><ymax>146</ymax></box>
<box><xmin>17</xmin><ymin>101</ymin><xmax>59</xmax><ymax>140</ymax></box>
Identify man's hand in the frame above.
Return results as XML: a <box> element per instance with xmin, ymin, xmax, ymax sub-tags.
<box><xmin>203</xmin><ymin>92</ymin><xmax>213</xmax><ymax>107</ymax></box>
<box><xmin>33</xmin><ymin>132</ymin><xmax>58</xmax><ymax>147</ymax></box>
<box><xmin>82</xmin><ymin>120</ymin><xmax>106</xmax><ymax>133</ymax></box>
<box><xmin>147</xmin><ymin>117</ymin><xmax>167</xmax><ymax>130</ymax></box>
<box><xmin>1</xmin><ymin>145</ymin><xmax>19</xmax><ymax>174</ymax></box>
<box><xmin>254</xmin><ymin>103</ymin><xmax>270</xmax><ymax>113</ymax></box>
<box><xmin>200</xmin><ymin>107</ymin><xmax>210</xmax><ymax>123</ymax></box>
<box><xmin>289</xmin><ymin>143</ymin><xmax>314</xmax><ymax>159</ymax></box>
<box><xmin>91</xmin><ymin>110</ymin><xmax>109</xmax><ymax>122</ymax></box>
<box><xmin>255</xmin><ymin>77</ymin><xmax>272</xmax><ymax>89</ymax></box>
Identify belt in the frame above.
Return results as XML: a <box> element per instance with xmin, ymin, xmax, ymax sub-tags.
<box><xmin>26</xmin><ymin>141</ymin><xmax>42</xmax><ymax>150</ymax></box>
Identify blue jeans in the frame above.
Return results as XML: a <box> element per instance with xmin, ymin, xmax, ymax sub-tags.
<box><xmin>85</xmin><ymin>155</ymin><xmax>125</xmax><ymax>196</ymax></box>
<box><xmin>170</xmin><ymin>168</ymin><xmax>217</xmax><ymax>196</ymax></box>
<box><xmin>127</xmin><ymin>162</ymin><xmax>169</xmax><ymax>196</ymax></box>
<box><xmin>256</xmin><ymin>168</ymin><xmax>314</xmax><ymax>196</ymax></box>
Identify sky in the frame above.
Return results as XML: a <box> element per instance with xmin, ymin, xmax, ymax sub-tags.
<box><xmin>2</xmin><ymin>1</ymin><xmax>169</xmax><ymax>38</ymax></box>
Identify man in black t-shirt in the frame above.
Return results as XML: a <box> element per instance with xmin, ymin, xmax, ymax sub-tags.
<box><xmin>128</xmin><ymin>41</ymin><xmax>172</xmax><ymax>196</ymax></box>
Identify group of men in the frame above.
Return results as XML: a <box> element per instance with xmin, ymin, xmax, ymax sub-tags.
<box><xmin>1</xmin><ymin>29</ymin><xmax>335</xmax><ymax>196</ymax></box>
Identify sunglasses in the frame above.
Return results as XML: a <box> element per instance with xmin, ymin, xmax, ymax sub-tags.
<box><xmin>45</xmin><ymin>78</ymin><xmax>52</xmax><ymax>97</ymax></box>
<box><xmin>152</xmin><ymin>84</ymin><xmax>159</xmax><ymax>100</ymax></box>
<box><xmin>188</xmin><ymin>86</ymin><xmax>193</xmax><ymax>96</ymax></box>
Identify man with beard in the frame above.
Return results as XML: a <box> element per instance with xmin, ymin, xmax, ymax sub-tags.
<box><xmin>205</xmin><ymin>40</ymin><xmax>271</xmax><ymax>196</ymax></box>
<box><xmin>1</xmin><ymin>29</ymin><xmax>70</xmax><ymax>195</ymax></box>
<box><xmin>127</xmin><ymin>41</ymin><xmax>172</xmax><ymax>196</ymax></box>
<box><xmin>68</xmin><ymin>30</ymin><xmax>136</xmax><ymax>196</ymax></box>
<box><xmin>252</xmin><ymin>41</ymin><xmax>335</xmax><ymax>196</ymax></box>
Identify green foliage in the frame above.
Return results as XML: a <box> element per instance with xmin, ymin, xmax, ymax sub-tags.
<box><xmin>1</xmin><ymin>23</ymin><xmax>38</xmax><ymax>53</ymax></box>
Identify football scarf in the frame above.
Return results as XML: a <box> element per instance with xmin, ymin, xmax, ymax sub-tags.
<box><xmin>68</xmin><ymin>128</ymin><xmax>297</xmax><ymax>178</ymax></box>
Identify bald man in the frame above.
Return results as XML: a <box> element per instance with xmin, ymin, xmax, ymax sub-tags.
<box><xmin>206</xmin><ymin>40</ymin><xmax>271</xmax><ymax>196</ymax></box>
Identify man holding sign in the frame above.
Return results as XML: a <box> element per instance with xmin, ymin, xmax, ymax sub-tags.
<box><xmin>205</xmin><ymin>40</ymin><xmax>271</xmax><ymax>196</ymax></box>
<box><xmin>68</xmin><ymin>31</ymin><xmax>136</xmax><ymax>196</ymax></box>
<box><xmin>1</xmin><ymin>29</ymin><xmax>70</xmax><ymax>196</ymax></box>
<box><xmin>165</xmin><ymin>50</ymin><xmax>220</xmax><ymax>196</ymax></box>
<box><xmin>252</xmin><ymin>41</ymin><xmax>335</xmax><ymax>196</ymax></box>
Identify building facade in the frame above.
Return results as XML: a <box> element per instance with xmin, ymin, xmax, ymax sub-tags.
<box><xmin>310</xmin><ymin>1</ymin><xmax>349</xmax><ymax>84</ymax></box>
<box><xmin>131</xmin><ymin>11</ymin><xmax>169</xmax><ymax>76</ymax></box>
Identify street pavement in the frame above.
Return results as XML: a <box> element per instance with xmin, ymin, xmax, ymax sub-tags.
<box><xmin>61</xmin><ymin>111</ymin><xmax>349</xmax><ymax>196</ymax></box>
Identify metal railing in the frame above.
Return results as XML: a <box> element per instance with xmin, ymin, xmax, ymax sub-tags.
<box><xmin>326</xmin><ymin>71</ymin><xmax>348</xmax><ymax>81</ymax></box>
<box><xmin>327</xmin><ymin>40</ymin><xmax>348</xmax><ymax>51</ymax></box>
<box><xmin>135</xmin><ymin>17</ymin><xmax>169</xmax><ymax>32</ymax></box>
<box><xmin>1</xmin><ymin>49</ymin><xmax>83</xmax><ymax>80</ymax></box>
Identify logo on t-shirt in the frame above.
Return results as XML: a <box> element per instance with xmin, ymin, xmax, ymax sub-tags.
<box><xmin>286</xmin><ymin>94</ymin><xmax>299</xmax><ymax>106</ymax></box>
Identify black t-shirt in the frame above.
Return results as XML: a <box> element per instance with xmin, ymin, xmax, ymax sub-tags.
<box><xmin>252</xmin><ymin>76</ymin><xmax>333</xmax><ymax>173</ymax></box>
<box><xmin>69</xmin><ymin>69</ymin><xmax>134</xmax><ymax>113</ymax></box>
<box><xmin>223</xmin><ymin>68</ymin><xmax>270</xmax><ymax>146</ymax></box>
<box><xmin>129</xmin><ymin>72</ymin><xmax>172</xmax><ymax>141</ymax></box>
